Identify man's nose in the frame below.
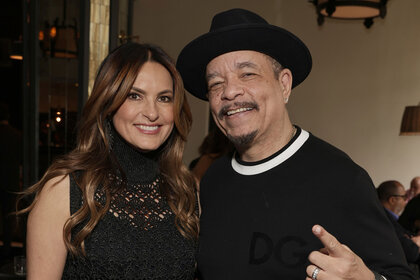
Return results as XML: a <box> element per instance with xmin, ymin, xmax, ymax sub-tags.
<box><xmin>221</xmin><ymin>80</ymin><xmax>244</xmax><ymax>100</ymax></box>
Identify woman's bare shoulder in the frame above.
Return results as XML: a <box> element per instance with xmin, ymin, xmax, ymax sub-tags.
<box><xmin>30</xmin><ymin>175</ymin><xmax>70</xmax><ymax>219</ymax></box>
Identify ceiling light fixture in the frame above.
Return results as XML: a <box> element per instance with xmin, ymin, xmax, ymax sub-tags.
<box><xmin>310</xmin><ymin>0</ymin><xmax>388</xmax><ymax>28</ymax></box>
<box><xmin>400</xmin><ymin>104</ymin><xmax>420</xmax><ymax>135</ymax></box>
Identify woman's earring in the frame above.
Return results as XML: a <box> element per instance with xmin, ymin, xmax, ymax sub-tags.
<box><xmin>284</xmin><ymin>97</ymin><xmax>289</xmax><ymax>103</ymax></box>
<box><xmin>106</xmin><ymin>118</ymin><xmax>114</xmax><ymax>149</ymax></box>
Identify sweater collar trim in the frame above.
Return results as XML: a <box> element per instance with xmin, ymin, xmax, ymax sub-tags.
<box><xmin>231</xmin><ymin>128</ymin><xmax>309</xmax><ymax>175</ymax></box>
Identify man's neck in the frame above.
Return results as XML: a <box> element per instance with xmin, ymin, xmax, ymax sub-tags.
<box><xmin>237</xmin><ymin>122</ymin><xmax>296</xmax><ymax>162</ymax></box>
<box><xmin>384</xmin><ymin>207</ymin><xmax>399</xmax><ymax>220</ymax></box>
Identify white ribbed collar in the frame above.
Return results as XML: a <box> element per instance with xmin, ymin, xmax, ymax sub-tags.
<box><xmin>231</xmin><ymin>129</ymin><xmax>309</xmax><ymax>176</ymax></box>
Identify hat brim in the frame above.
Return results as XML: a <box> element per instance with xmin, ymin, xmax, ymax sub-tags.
<box><xmin>177</xmin><ymin>23</ymin><xmax>312</xmax><ymax>101</ymax></box>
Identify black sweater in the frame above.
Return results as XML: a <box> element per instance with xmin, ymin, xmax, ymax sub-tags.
<box><xmin>197</xmin><ymin>127</ymin><xmax>414</xmax><ymax>280</ymax></box>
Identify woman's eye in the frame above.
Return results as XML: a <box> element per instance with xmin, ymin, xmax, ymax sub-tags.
<box><xmin>159</xmin><ymin>95</ymin><xmax>173</xmax><ymax>103</ymax></box>
<box><xmin>127</xmin><ymin>92</ymin><xmax>141</xmax><ymax>100</ymax></box>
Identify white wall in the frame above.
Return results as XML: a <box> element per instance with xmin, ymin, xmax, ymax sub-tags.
<box><xmin>133</xmin><ymin>0</ymin><xmax>420</xmax><ymax>188</ymax></box>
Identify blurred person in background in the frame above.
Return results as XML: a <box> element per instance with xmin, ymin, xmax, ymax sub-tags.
<box><xmin>189</xmin><ymin>119</ymin><xmax>234</xmax><ymax>181</ymax></box>
<box><xmin>377</xmin><ymin>180</ymin><xmax>420</xmax><ymax>267</ymax></box>
<box><xmin>400</xmin><ymin>178</ymin><xmax>420</xmax><ymax>235</ymax></box>
<box><xmin>406</xmin><ymin>177</ymin><xmax>420</xmax><ymax>202</ymax></box>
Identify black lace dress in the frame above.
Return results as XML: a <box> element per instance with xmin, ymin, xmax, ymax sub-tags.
<box><xmin>62</xmin><ymin>129</ymin><xmax>197</xmax><ymax>280</ymax></box>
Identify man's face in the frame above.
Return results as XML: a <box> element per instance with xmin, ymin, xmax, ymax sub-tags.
<box><xmin>411</xmin><ymin>177</ymin><xmax>420</xmax><ymax>196</ymax></box>
<box><xmin>393</xmin><ymin>185</ymin><xmax>408</xmax><ymax>215</ymax></box>
<box><xmin>205</xmin><ymin>50</ymin><xmax>291</xmax><ymax>149</ymax></box>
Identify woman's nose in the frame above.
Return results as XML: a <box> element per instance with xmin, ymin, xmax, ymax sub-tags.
<box><xmin>142</xmin><ymin>101</ymin><xmax>159</xmax><ymax>122</ymax></box>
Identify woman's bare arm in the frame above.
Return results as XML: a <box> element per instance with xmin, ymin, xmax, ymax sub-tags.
<box><xmin>26</xmin><ymin>175</ymin><xmax>70</xmax><ymax>280</ymax></box>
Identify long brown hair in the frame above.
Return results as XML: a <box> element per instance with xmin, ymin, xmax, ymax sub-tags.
<box><xmin>19</xmin><ymin>43</ymin><xmax>198</xmax><ymax>255</ymax></box>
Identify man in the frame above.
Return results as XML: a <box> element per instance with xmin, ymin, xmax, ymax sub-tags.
<box><xmin>177</xmin><ymin>8</ymin><xmax>414</xmax><ymax>280</ymax></box>
<box><xmin>406</xmin><ymin>177</ymin><xmax>420</xmax><ymax>202</ymax></box>
<box><xmin>400</xmin><ymin>177</ymin><xmax>420</xmax><ymax>234</ymax></box>
<box><xmin>377</xmin><ymin>181</ymin><xmax>420</xmax><ymax>264</ymax></box>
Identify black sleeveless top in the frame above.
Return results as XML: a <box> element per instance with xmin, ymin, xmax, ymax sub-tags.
<box><xmin>62</xmin><ymin>128</ymin><xmax>196</xmax><ymax>279</ymax></box>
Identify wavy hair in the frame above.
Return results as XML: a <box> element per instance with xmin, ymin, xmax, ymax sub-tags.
<box><xmin>19</xmin><ymin>43</ymin><xmax>198</xmax><ymax>255</ymax></box>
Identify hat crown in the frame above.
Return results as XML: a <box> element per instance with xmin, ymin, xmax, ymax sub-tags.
<box><xmin>210</xmin><ymin>8</ymin><xmax>268</xmax><ymax>31</ymax></box>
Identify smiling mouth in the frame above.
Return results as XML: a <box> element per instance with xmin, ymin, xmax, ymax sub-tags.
<box><xmin>135</xmin><ymin>124</ymin><xmax>159</xmax><ymax>131</ymax></box>
<box><xmin>219</xmin><ymin>102</ymin><xmax>258</xmax><ymax>119</ymax></box>
<box><xmin>226</xmin><ymin>107</ymin><xmax>253</xmax><ymax>116</ymax></box>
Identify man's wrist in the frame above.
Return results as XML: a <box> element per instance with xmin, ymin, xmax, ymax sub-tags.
<box><xmin>373</xmin><ymin>271</ymin><xmax>387</xmax><ymax>280</ymax></box>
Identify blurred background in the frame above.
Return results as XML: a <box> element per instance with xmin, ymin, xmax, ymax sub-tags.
<box><xmin>1</xmin><ymin>0</ymin><xmax>420</xmax><ymax>274</ymax></box>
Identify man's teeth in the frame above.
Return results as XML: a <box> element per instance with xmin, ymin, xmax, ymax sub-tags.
<box><xmin>227</xmin><ymin>107</ymin><xmax>252</xmax><ymax>116</ymax></box>
<box><xmin>137</xmin><ymin>125</ymin><xmax>158</xmax><ymax>131</ymax></box>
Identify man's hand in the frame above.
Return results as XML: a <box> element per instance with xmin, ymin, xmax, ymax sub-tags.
<box><xmin>305</xmin><ymin>225</ymin><xmax>375</xmax><ymax>280</ymax></box>
<box><xmin>410</xmin><ymin>235</ymin><xmax>420</xmax><ymax>248</ymax></box>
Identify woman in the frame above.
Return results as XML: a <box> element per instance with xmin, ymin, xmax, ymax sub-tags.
<box><xmin>20</xmin><ymin>43</ymin><xmax>199</xmax><ymax>279</ymax></box>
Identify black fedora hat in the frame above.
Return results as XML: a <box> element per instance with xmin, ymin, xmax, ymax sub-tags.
<box><xmin>176</xmin><ymin>8</ymin><xmax>312</xmax><ymax>101</ymax></box>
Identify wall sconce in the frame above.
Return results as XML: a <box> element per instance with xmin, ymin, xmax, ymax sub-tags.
<box><xmin>10</xmin><ymin>40</ymin><xmax>23</xmax><ymax>60</ymax></box>
<box><xmin>39</xmin><ymin>0</ymin><xmax>78</xmax><ymax>58</ymax></box>
<box><xmin>310</xmin><ymin>0</ymin><xmax>388</xmax><ymax>28</ymax></box>
<box><xmin>51</xmin><ymin>18</ymin><xmax>78</xmax><ymax>58</ymax></box>
<box><xmin>39</xmin><ymin>19</ymin><xmax>78</xmax><ymax>58</ymax></box>
<box><xmin>118</xmin><ymin>30</ymin><xmax>140</xmax><ymax>45</ymax></box>
<box><xmin>400</xmin><ymin>104</ymin><xmax>420</xmax><ymax>135</ymax></box>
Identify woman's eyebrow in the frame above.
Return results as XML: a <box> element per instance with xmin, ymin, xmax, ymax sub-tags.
<box><xmin>130</xmin><ymin>86</ymin><xmax>145</xmax><ymax>93</ymax></box>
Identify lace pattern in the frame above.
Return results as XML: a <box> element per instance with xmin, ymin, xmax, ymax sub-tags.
<box><xmin>98</xmin><ymin>176</ymin><xmax>171</xmax><ymax>230</ymax></box>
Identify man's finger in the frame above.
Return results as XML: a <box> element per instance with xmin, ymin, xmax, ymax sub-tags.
<box><xmin>306</xmin><ymin>264</ymin><xmax>324</xmax><ymax>280</ymax></box>
<box><xmin>319</xmin><ymin>247</ymin><xmax>329</xmax><ymax>255</ymax></box>
<box><xmin>308</xmin><ymin>250</ymin><xmax>331</xmax><ymax>271</ymax></box>
<box><xmin>312</xmin><ymin>224</ymin><xmax>346</xmax><ymax>257</ymax></box>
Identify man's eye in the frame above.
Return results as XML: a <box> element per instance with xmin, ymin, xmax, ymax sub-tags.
<box><xmin>242</xmin><ymin>72</ymin><xmax>256</xmax><ymax>78</ymax></box>
<box><xmin>208</xmin><ymin>82</ymin><xmax>223</xmax><ymax>90</ymax></box>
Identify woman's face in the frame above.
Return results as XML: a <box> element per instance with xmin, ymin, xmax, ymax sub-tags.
<box><xmin>113</xmin><ymin>61</ymin><xmax>175</xmax><ymax>152</ymax></box>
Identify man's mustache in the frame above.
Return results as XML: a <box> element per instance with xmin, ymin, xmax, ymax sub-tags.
<box><xmin>218</xmin><ymin>102</ymin><xmax>259</xmax><ymax>120</ymax></box>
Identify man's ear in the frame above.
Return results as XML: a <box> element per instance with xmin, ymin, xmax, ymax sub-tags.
<box><xmin>279</xmin><ymin>68</ymin><xmax>292</xmax><ymax>103</ymax></box>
